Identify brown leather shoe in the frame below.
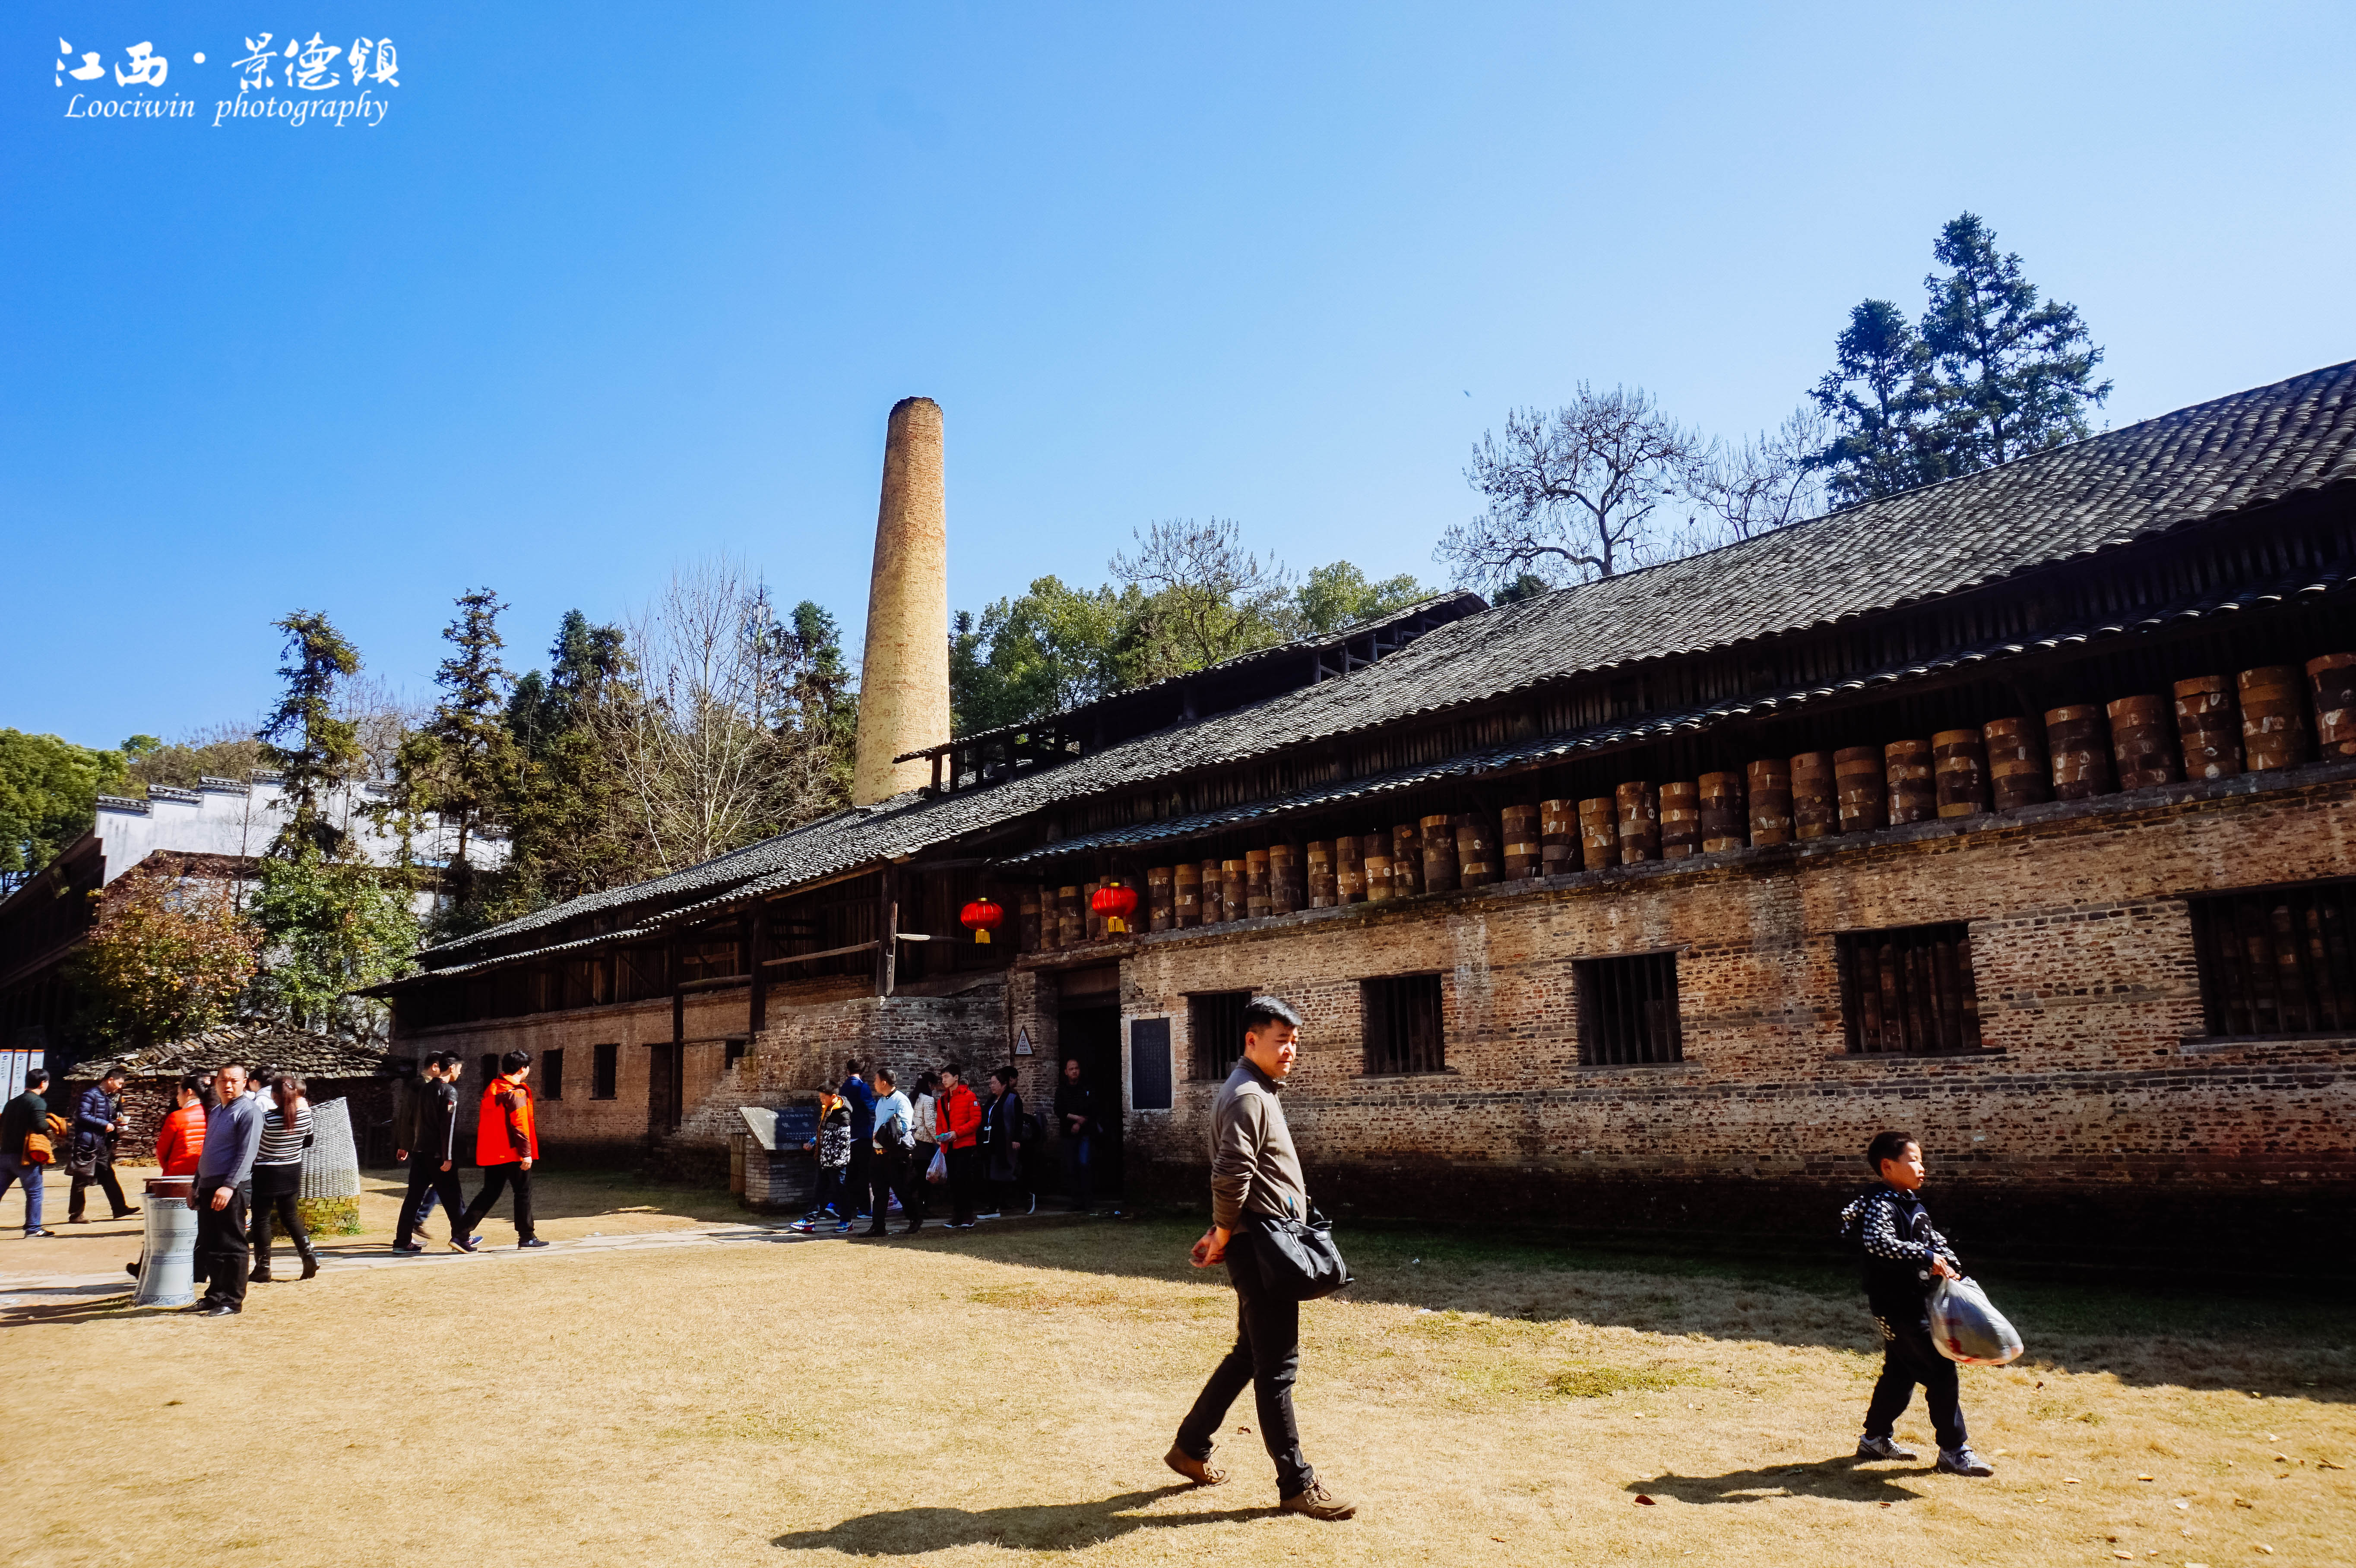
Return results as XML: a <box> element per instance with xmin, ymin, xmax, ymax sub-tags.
<box><xmin>1279</xmin><ymin>1482</ymin><xmax>1356</xmax><ymax>1520</ymax></box>
<box><xmin>1163</xmin><ymin>1445</ymin><xmax>1227</xmax><ymax>1486</ymax></box>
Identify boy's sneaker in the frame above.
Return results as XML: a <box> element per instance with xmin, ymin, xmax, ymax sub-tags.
<box><xmin>1855</xmin><ymin>1435</ymin><xmax>1917</xmax><ymax>1462</ymax></box>
<box><xmin>976</xmin><ymin>1211</ymin><xmax>1001</xmax><ymax>1220</ymax></box>
<box><xmin>1936</xmin><ymin>1447</ymin><xmax>1994</xmax><ymax>1476</ymax></box>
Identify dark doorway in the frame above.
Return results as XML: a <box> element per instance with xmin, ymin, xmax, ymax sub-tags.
<box><xmin>1056</xmin><ymin>1002</ymin><xmax>1124</xmax><ymax>1203</ymax></box>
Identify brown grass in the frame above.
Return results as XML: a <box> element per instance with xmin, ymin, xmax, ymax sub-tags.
<box><xmin>3</xmin><ymin>1174</ymin><xmax>2350</xmax><ymax>1567</ymax></box>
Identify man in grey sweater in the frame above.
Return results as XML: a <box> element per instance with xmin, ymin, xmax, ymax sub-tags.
<box><xmin>1166</xmin><ymin>995</ymin><xmax>1354</xmax><ymax>1521</ymax></box>
<box><xmin>189</xmin><ymin>1063</ymin><xmax>263</xmax><ymax>1316</ymax></box>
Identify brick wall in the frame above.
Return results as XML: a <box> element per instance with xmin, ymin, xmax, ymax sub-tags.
<box><xmin>1031</xmin><ymin>766</ymin><xmax>2356</xmax><ymax>1264</ymax></box>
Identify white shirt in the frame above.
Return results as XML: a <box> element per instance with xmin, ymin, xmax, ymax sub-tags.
<box><xmin>910</xmin><ymin>1092</ymin><xmax>937</xmax><ymax>1143</ymax></box>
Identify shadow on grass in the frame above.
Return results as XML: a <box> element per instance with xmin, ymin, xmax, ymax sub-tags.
<box><xmin>927</xmin><ymin>1213</ymin><xmax>2356</xmax><ymax>1402</ymax></box>
<box><xmin>772</xmin><ymin>1486</ymin><xmax>1271</xmax><ymax>1553</ymax></box>
<box><xmin>1624</xmin><ymin>1457</ymin><xmax>1927</xmax><ymax>1507</ymax></box>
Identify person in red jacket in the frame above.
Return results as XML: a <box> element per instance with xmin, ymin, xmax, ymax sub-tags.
<box><xmin>155</xmin><ymin>1075</ymin><xmax>208</xmax><ymax>1176</ymax></box>
<box><xmin>934</xmin><ymin>1062</ymin><xmax>983</xmax><ymax>1230</ymax></box>
<box><xmin>458</xmin><ymin>1052</ymin><xmax>546</xmax><ymax>1250</ymax></box>
<box><xmin>126</xmin><ymin>1076</ymin><xmax>209</xmax><ymax>1280</ymax></box>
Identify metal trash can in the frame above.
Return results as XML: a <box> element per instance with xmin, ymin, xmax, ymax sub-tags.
<box><xmin>133</xmin><ymin>1176</ymin><xmax>197</xmax><ymax>1307</ymax></box>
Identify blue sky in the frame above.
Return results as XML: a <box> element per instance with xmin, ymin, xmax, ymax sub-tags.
<box><xmin>6</xmin><ymin>3</ymin><xmax>2353</xmax><ymax>751</ymax></box>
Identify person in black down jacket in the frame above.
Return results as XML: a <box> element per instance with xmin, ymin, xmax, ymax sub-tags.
<box><xmin>68</xmin><ymin>1067</ymin><xmax>139</xmax><ymax>1223</ymax></box>
<box><xmin>1839</xmin><ymin>1131</ymin><xmax>1993</xmax><ymax>1478</ymax></box>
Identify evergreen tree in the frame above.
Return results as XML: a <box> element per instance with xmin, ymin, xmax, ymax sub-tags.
<box><xmin>1919</xmin><ymin>212</ymin><xmax>2111</xmax><ymax>468</ymax></box>
<box><xmin>493</xmin><ymin>609</ymin><xmax>640</xmax><ymax>914</ymax></box>
<box><xmin>1295</xmin><ymin>562</ymin><xmax>1429</xmax><ymax>634</ymax></box>
<box><xmin>401</xmin><ymin>589</ymin><xmax>520</xmax><ymax>929</ymax></box>
<box><xmin>0</xmin><ymin>730</ymin><xmax>129</xmax><ymax>891</ymax></box>
<box><xmin>1808</xmin><ymin>300</ymin><xmax>1947</xmax><ymax>506</ymax></box>
<box><xmin>256</xmin><ymin>611</ymin><xmax>364</xmax><ymax>857</ymax></box>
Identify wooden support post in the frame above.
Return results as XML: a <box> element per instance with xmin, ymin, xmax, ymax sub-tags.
<box><xmin>747</xmin><ymin>905</ymin><xmax>768</xmax><ymax>1037</ymax></box>
<box><xmin>877</xmin><ymin>868</ymin><xmax>899</xmax><ymax>997</ymax></box>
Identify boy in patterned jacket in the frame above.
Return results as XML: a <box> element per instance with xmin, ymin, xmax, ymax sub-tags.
<box><xmin>792</xmin><ymin>1090</ymin><xmax>855</xmax><ymax>1234</ymax></box>
<box><xmin>1838</xmin><ymin>1131</ymin><xmax>1995</xmax><ymax>1477</ymax></box>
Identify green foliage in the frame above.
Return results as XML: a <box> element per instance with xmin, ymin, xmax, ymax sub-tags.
<box><xmin>70</xmin><ymin>866</ymin><xmax>262</xmax><ymax>1049</ymax></box>
<box><xmin>1295</xmin><ymin>561</ymin><xmax>1429</xmax><ymax>634</ymax></box>
<box><xmin>1811</xmin><ymin>213</ymin><xmax>2108</xmax><ymax>505</ymax></box>
<box><xmin>491</xmin><ymin>608</ymin><xmax>640</xmax><ymax>917</ymax></box>
<box><xmin>122</xmin><ymin>724</ymin><xmax>272</xmax><ymax>793</ymax></box>
<box><xmin>245</xmin><ymin>846</ymin><xmax>418</xmax><ymax>1033</ymax></box>
<box><xmin>1919</xmin><ymin>212</ymin><xmax>2111</xmax><ymax>468</ymax></box>
<box><xmin>1492</xmin><ymin>572</ymin><xmax>1554</xmax><ymax>606</ymax></box>
<box><xmin>402</xmin><ymin>588</ymin><xmax>522</xmax><ymax>926</ymax></box>
<box><xmin>0</xmin><ymin>730</ymin><xmax>127</xmax><ymax>889</ymax></box>
<box><xmin>258</xmin><ymin>611</ymin><xmax>364</xmax><ymax>856</ymax></box>
<box><xmin>951</xmin><ymin>577</ymin><xmax>1148</xmax><ymax>734</ymax></box>
<box><xmin>951</xmin><ymin>544</ymin><xmax>1430</xmax><ymax>735</ymax></box>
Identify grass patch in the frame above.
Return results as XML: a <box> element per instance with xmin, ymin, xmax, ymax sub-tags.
<box><xmin>1548</xmin><ymin>1363</ymin><xmax>1713</xmax><ymax>1399</ymax></box>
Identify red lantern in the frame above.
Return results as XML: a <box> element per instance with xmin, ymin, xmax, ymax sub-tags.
<box><xmin>959</xmin><ymin>897</ymin><xmax>1004</xmax><ymax>944</ymax></box>
<box><xmin>1089</xmin><ymin>880</ymin><xmax>1140</xmax><ymax>934</ymax></box>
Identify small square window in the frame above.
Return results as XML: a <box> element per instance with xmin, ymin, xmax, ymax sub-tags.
<box><xmin>592</xmin><ymin>1042</ymin><xmax>619</xmax><ymax>1100</ymax></box>
<box><xmin>1360</xmin><ymin>973</ymin><xmax>1445</xmax><ymax>1075</ymax></box>
<box><xmin>1576</xmin><ymin>951</ymin><xmax>1683</xmax><ymax>1066</ymax></box>
<box><xmin>541</xmin><ymin>1047</ymin><xmax>565</xmax><ymax>1101</ymax></box>
<box><xmin>1186</xmin><ymin>991</ymin><xmax>1251</xmax><ymax>1081</ymax></box>
<box><xmin>1837</xmin><ymin>923</ymin><xmax>1981</xmax><ymax>1055</ymax></box>
<box><xmin>2188</xmin><ymin>879</ymin><xmax>2356</xmax><ymax>1037</ymax></box>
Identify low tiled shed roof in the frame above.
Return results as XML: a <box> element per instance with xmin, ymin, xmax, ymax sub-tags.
<box><xmin>92</xmin><ymin>1024</ymin><xmax>392</xmax><ymax>1081</ymax></box>
<box><xmin>419</xmin><ymin>359</ymin><xmax>2356</xmax><ymax>968</ymax></box>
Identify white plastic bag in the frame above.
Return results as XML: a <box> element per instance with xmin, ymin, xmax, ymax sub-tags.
<box><xmin>925</xmin><ymin>1145</ymin><xmax>948</xmax><ymax>1185</ymax></box>
<box><xmin>1928</xmin><ymin>1275</ymin><xmax>2024</xmax><ymax>1365</ymax></box>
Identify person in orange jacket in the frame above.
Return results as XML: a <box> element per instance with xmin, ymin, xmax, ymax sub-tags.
<box><xmin>458</xmin><ymin>1052</ymin><xmax>546</xmax><ymax>1250</ymax></box>
<box><xmin>934</xmin><ymin>1063</ymin><xmax>983</xmax><ymax>1230</ymax></box>
<box><xmin>126</xmin><ymin>1076</ymin><xmax>209</xmax><ymax>1280</ymax></box>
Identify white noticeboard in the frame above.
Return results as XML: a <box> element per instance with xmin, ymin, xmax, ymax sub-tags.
<box><xmin>0</xmin><ymin>1050</ymin><xmax>20</xmax><ymax>1100</ymax></box>
<box><xmin>1014</xmin><ymin>1027</ymin><xmax>1033</xmax><ymax>1057</ymax></box>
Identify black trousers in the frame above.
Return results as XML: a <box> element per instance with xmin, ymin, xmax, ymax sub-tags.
<box><xmin>247</xmin><ymin>1169</ymin><xmax>313</xmax><ymax>1271</ymax></box>
<box><xmin>68</xmin><ymin>1154</ymin><xmax>130</xmax><ymax>1220</ymax></box>
<box><xmin>846</xmin><ymin>1138</ymin><xmax>874</xmax><ymax>1218</ymax></box>
<box><xmin>945</xmin><ymin>1144</ymin><xmax>982</xmax><ymax>1225</ymax></box>
<box><xmin>396</xmin><ymin>1154</ymin><xmax>468</xmax><ymax>1246</ymax></box>
<box><xmin>462</xmin><ymin>1163</ymin><xmax>535</xmax><ymax>1242</ymax></box>
<box><xmin>193</xmin><ymin>1180</ymin><xmax>251</xmax><ymax>1310</ymax></box>
<box><xmin>903</xmin><ymin>1144</ymin><xmax>935</xmax><ymax>1228</ymax></box>
<box><xmin>867</xmin><ymin>1143</ymin><xmax>909</xmax><ymax>1231</ymax></box>
<box><xmin>1176</xmin><ymin>1229</ymin><xmax>1314</xmax><ymax>1498</ymax></box>
<box><xmin>1864</xmin><ymin>1309</ymin><xmax>1969</xmax><ymax>1451</ymax></box>
<box><xmin>1061</xmin><ymin>1133</ymin><xmax>1095</xmax><ymax>1212</ymax></box>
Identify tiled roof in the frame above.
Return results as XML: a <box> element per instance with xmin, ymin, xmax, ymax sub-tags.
<box><xmin>92</xmin><ymin>1023</ymin><xmax>392</xmax><ymax>1081</ymax></box>
<box><xmin>422</xmin><ymin>359</ymin><xmax>2356</xmax><ymax>964</ymax></box>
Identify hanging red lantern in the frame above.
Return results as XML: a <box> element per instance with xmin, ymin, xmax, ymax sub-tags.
<box><xmin>959</xmin><ymin>897</ymin><xmax>1004</xmax><ymax>944</ymax></box>
<box><xmin>1089</xmin><ymin>880</ymin><xmax>1140</xmax><ymax>934</ymax></box>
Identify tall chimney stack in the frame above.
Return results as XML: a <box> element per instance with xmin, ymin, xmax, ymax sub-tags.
<box><xmin>851</xmin><ymin>396</ymin><xmax>950</xmax><ymax>806</ymax></box>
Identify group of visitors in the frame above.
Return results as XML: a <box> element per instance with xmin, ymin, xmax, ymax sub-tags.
<box><xmin>170</xmin><ymin>1061</ymin><xmax>323</xmax><ymax>1315</ymax></box>
<box><xmin>792</xmin><ymin>1055</ymin><xmax>1104</xmax><ymax>1236</ymax></box>
<box><xmin>390</xmin><ymin>1049</ymin><xmax>546</xmax><ymax>1255</ymax></box>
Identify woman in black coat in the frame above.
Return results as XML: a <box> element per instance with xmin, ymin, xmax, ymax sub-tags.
<box><xmin>980</xmin><ymin>1068</ymin><xmax>1032</xmax><ymax>1217</ymax></box>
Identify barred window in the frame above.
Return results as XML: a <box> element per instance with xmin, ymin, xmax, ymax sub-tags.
<box><xmin>1187</xmin><ymin>991</ymin><xmax>1250</xmax><ymax>1080</ymax></box>
<box><xmin>1837</xmin><ymin>923</ymin><xmax>1982</xmax><ymax>1055</ymax></box>
<box><xmin>541</xmin><ymin>1048</ymin><xmax>565</xmax><ymax>1101</ymax></box>
<box><xmin>2188</xmin><ymin>881</ymin><xmax>2356</xmax><ymax>1037</ymax></box>
<box><xmin>1577</xmin><ymin>951</ymin><xmax>1683</xmax><ymax>1066</ymax></box>
<box><xmin>1361</xmin><ymin>973</ymin><xmax>1445</xmax><ymax>1075</ymax></box>
<box><xmin>592</xmin><ymin>1042</ymin><xmax>619</xmax><ymax>1100</ymax></box>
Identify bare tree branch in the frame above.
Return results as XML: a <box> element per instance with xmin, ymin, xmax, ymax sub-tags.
<box><xmin>1439</xmin><ymin>385</ymin><xmax>1700</xmax><ymax>593</ymax></box>
<box><xmin>1110</xmin><ymin>518</ymin><xmax>1297</xmax><ymax>676</ymax></box>
<box><xmin>1680</xmin><ymin>405</ymin><xmax>1827</xmax><ymax>549</ymax></box>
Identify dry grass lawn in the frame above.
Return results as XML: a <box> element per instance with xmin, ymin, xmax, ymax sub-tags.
<box><xmin>3</xmin><ymin>1170</ymin><xmax>2351</xmax><ymax>1567</ymax></box>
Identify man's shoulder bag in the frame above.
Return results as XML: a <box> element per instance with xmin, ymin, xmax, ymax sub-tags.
<box><xmin>1250</xmin><ymin>1199</ymin><xmax>1352</xmax><ymax>1301</ymax></box>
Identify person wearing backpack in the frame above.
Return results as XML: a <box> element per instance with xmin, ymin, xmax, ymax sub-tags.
<box><xmin>1839</xmin><ymin>1131</ymin><xmax>1994</xmax><ymax>1477</ymax></box>
<box><xmin>1</xmin><ymin>1068</ymin><xmax>60</xmax><ymax>1237</ymax></box>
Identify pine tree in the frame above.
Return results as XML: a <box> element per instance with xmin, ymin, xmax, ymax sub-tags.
<box><xmin>1919</xmin><ymin>212</ymin><xmax>2111</xmax><ymax>468</ymax></box>
<box><xmin>257</xmin><ymin>611</ymin><xmax>364</xmax><ymax>857</ymax></box>
<box><xmin>493</xmin><ymin>609</ymin><xmax>640</xmax><ymax>913</ymax></box>
<box><xmin>1808</xmin><ymin>300</ymin><xmax>1947</xmax><ymax>506</ymax></box>
<box><xmin>404</xmin><ymin>588</ymin><xmax>520</xmax><ymax>928</ymax></box>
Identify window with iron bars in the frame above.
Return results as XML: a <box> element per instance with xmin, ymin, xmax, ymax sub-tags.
<box><xmin>1360</xmin><ymin>973</ymin><xmax>1446</xmax><ymax>1075</ymax></box>
<box><xmin>1837</xmin><ymin>923</ymin><xmax>1983</xmax><ymax>1055</ymax></box>
<box><xmin>2188</xmin><ymin>880</ymin><xmax>2356</xmax><ymax>1038</ymax></box>
<box><xmin>1187</xmin><ymin>991</ymin><xmax>1250</xmax><ymax>1081</ymax></box>
<box><xmin>1576</xmin><ymin>951</ymin><xmax>1683</xmax><ymax>1066</ymax></box>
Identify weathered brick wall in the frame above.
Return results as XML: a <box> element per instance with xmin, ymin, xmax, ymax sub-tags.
<box><xmin>1069</xmin><ymin>768</ymin><xmax>2356</xmax><ymax>1263</ymax></box>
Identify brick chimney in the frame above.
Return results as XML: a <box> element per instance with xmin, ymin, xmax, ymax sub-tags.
<box><xmin>851</xmin><ymin>396</ymin><xmax>950</xmax><ymax>806</ymax></box>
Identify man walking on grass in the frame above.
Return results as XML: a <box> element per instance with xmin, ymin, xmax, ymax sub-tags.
<box><xmin>1167</xmin><ymin>995</ymin><xmax>1354</xmax><ymax>1521</ymax></box>
<box><xmin>460</xmin><ymin>1051</ymin><xmax>546</xmax><ymax>1250</ymax></box>
<box><xmin>395</xmin><ymin>1055</ymin><xmax>476</xmax><ymax>1255</ymax></box>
